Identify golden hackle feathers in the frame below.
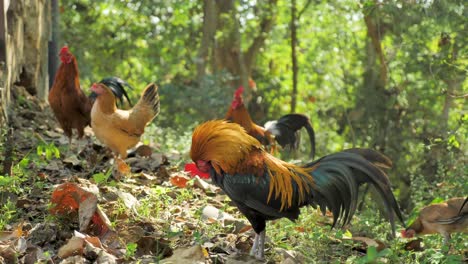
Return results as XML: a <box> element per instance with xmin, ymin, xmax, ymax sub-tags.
<box><xmin>190</xmin><ymin>120</ymin><xmax>314</xmax><ymax>210</ymax></box>
<box><xmin>191</xmin><ymin>120</ymin><xmax>262</xmax><ymax>175</ymax></box>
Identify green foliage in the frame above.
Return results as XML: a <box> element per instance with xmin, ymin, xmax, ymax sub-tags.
<box><xmin>37</xmin><ymin>142</ymin><xmax>60</xmax><ymax>161</ymax></box>
<box><xmin>92</xmin><ymin>169</ymin><xmax>112</xmax><ymax>185</ymax></box>
<box><xmin>125</xmin><ymin>242</ymin><xmax>138</xmax><ymax>259</ymax></box>
<box><xmin>0</xmin><ymin>199</ymin><xmax>17</xmax><ymax>230</ymax></box>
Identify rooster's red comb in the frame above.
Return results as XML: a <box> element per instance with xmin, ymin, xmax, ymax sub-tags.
<box><xmin>60</xmin><ymin>46</ymin><xmax>70</xmax><ymax>54</ymax></box>
<box><xmin>234</xmin><ymin>86</ymin><xmax>244</xmax><ymax>97</ymax></box>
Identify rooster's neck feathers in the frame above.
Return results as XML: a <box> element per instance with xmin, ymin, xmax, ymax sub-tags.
<box><xmin>53</xmin><ymin>56</ymin><xmax>80</xmax><ymax>92</ymax></box>
<box><xmin>228</xmin><ymin>104</ymin><xmax>256</xmax><ymax>130</ymax></box>
<box><xmin>190</xmin><ymin>120</ymin><xmax>313</xmax><ymax>210</ymax></box>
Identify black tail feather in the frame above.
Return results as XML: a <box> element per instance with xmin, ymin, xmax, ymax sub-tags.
<box><xmin>89</xmin><ymin>76</ymin><xmax>133</xmax><ymax>107</ymax></box>
<box><xmin>458</xmin><ymin>197</ymin><xmax>468</xmax><ymax>216</ymax></box>
<box><xmin>304</xmin><ymin>151</ymin><xmax>404</xmax><ymax>236</ymax></box>
<box><xmin>265</xmin><ymin>113</ymin><xmax>316</xmax><ymax>158</ymax></box>
<box><xmin>343</xmin><ymin>148</ymin><xmax>393</xmax><ymax>169</ymax></box>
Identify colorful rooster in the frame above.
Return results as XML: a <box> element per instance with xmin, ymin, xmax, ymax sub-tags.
<box><xmin>188</xmin><ymin>120</ymin><xmax>404</xmax><ymax>259</ymax></box>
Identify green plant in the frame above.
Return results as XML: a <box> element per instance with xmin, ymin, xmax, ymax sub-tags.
<box><xmin>37</xmin><ymin>142</ymin><xmax>60</xmax><ymax>161</ymax></box>
<box><xmin>0</xmin><ymin>199</ymin><xmax>18</xmax><ymax>230</ymax></box>
<box><xmin>92</xmin><ymin>169</ymin><xmax>113</xmax><ymax>185</ymax></box>
<box><xmin>125</xmin><ymin>242</ymin><xmax>138</xmax><ymax>259</ymax></box>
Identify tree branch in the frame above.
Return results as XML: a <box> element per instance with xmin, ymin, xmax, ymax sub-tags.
<box><xmin>297</xmin><ymin>0</ymin><xmax>313</xmax><ymax>19</ymax></box>
<box><xmin>363</xmin><ymin>14</ymin><xmax>388</xmax><ymax>85</ymax></box>
<box><xmin>244</xmin><ymin>0</ymin><xmax>278</xmax><ymax>73</ymax></box>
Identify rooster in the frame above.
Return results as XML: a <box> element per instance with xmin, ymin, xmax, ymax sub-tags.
<box><xmin>401</xmin><ymin>197</ymin><xmax>467</xmax><ymax>245</ymax></box>
<box><xmin>226</xmin><ymin>86</ymin><xmax>315</xmax><ymax>158</ymax></box>
<box><xmin>225</xmin><ymin>86</ymin><xmax>276</xmax><ymax>148</ymax></box>
<box><xmin>188</xmin><ymin>120</ymin><xmax>404</xmax><ymax>259</ymax></box>
<box><xmin>48</xmin><ymin>46</ymin><xmax>132</xmax><ymax>145</ymax></box>
<box><xmin>90</xmin><ymin>82</ymin><xmax>159</xmax><ymax>173</ymax></box>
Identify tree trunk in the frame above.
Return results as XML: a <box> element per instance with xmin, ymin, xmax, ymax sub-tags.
<box><xmin>290</xmin><ymin>0</ymin><xmax>298</xmax><ymax>113</ymax></box>
<box><xmin>196</xmin><ymin>0</ymin><xmax>217</xmax><ymax>81</ymax></box>
<box><xmin>48</xmin><ymin>0</ymin><xmax>59</xmax><ymax>89</ymax></box>
<box><xmin>209</xmin><ymin>0</ymin><xmax>277</xmax><ymax>103</ymax></box>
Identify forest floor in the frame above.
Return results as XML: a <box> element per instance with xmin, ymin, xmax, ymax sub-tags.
<box><xmin>0</xmin><ymin>88</ymin><xmax>466</xmax><ymax>264</ymax></box>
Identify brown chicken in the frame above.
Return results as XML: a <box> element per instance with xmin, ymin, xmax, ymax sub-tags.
<box><xmin>226</xmin><ymin>86</ymin><xmax>316</xmax><ymax>158</ymax></box>
<box><xmin>48</xmin><ymin>46</ymin><xmax>132</xmax><ymax>145</ymax></box>
<box><xmin>401</xmin><ymin>197</ymin><xmax>468</xmax><ymax>244</ymax></box>
<box><xmin>225</xmin><ymin>86</ymin><xmax>276</xmax><ymax>150</ymax></box>
<box><xmin>90</xmin><ymin>82</ymin><xmax>160</xmax><ymax>172</ymax></box>
<box><xmin>49</xmin><ymin>46</ymin><xmax>92</xmax><ymax>142</ymax></box>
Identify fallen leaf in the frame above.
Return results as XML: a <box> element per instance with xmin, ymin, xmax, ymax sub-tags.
<box><xmin>58</xmin><ymin>237</ymin><xmax>85</xmax><ymax>259</ymax></box>
<box><xmin>63</xmin><ymin>155</ymin><xmax>81</xmax><ymax>167</ymax></box>
<box><xmin>294</xmin><ymin>226</ymin><xmax>305</xmax><ymax>233</ymax></box>
<box><xmin>79</xmin><ymin>195</ymin><xmax>98</xmax><ymax>232</ymax></box>
<box><xmin>116</xmin><ymin>190</ymin><xmax>140</xmax><ymax>210</ymax></box>
<box><xmin>170</xmin><ymin>174</ymin><xmax>190</xmax><ymax>188</ymax></box>
<box><xmin>50</xmin><ymin>183</ymin><xmax>112</xmax><ymax>237</ymax></box>
<box><xmin>135</xmin><ymin>145</ymin><xmax>153</xmax><ymax>157</ymax></box>
<box><xmin>116</xmin><ymin>158</ymin><xmax>131</xmax><ymax>174</ymax></box>
<box><xmin>160</xmin><ymin>245</ymin><xmax>205</xmax><ymax>264</ymax></box>
<box><xmin>0</xmin><ymin>245</ymin><xmax>17</xmax><ymax>263</ymax></box>
<box><xmin>344</xmin><ymin>236</ymin><xmax>387</xmax><ymax>252</ymax></box>
<box><xmin>50</xmin><ymin>183</ymin><xmax>95</xmax><ymax>215</ymax></box>
<box><xmin>404</xmin><ymin>238</ymin><xmax>424</xmax><ymax>251</ymax></box>
<box><xmin>136</xmin><ymin>236</ymin><xmax>173</xmax><ymax>258</ymax></box>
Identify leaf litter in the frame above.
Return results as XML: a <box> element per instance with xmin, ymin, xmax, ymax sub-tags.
<box><xmin>0</xmin><ymin>93</ymin><xmax>262</xmax><ymax>263</ymax></box>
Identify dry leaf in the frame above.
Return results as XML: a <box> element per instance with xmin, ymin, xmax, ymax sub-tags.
<box><xmin>170</xmin><ymin>174</ymin><xmax>190</xmax><ymax>188</ymax></box>
<box><xmin>79</xmin><ymin>195</ymin><xmax>98</xmax><ymax>232</ymax></box>
<box><xmin>161</xmin><ymin>245</ymin><xmax>205</xmax><ymax>264</ymax></box>
<box><xmin>58</xmin><ymin>237</ymin><xmax>85</xmax><ymax>259</ymax></box>
<box><xmin>50</xmin><ymin>183</ymin><xmax>111</xmax><ymax>237</ymax></box>
<box><xmin>344</xmin><ymin>236</ymin><xmax>387</xmax><ymax>252</ymax></box>
<box><xmin>135</xmin><ymin>145</ymin><xmax>153</xmax><ymax>157</ymax></box>
<box><xmin>116</xmin><ymin>158</ymin><xmax>131</xmax><ymax>174</ymax></box>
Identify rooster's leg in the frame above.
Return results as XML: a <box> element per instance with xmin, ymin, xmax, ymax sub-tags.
<box><xmin>250</xmin><ymin>233</ymin><xmax>260</xmax><ymax>256</ymax></box>
<box><xmin>256</xmin><ymin>230</ymin><xmax>265</xmax><ymax>259</ymax></box>
<box><xmin>443</xmin><ymin>233</ymin><xmax>451</xmax><ymax>245</ymax></box>
<box><xmin>250</xmin><ymin>231</ymin><xmax>265</xmax><ymax>259</ymax></box>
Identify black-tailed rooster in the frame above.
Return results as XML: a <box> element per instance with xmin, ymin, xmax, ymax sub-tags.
<box><xmin>188</xmin><ymin>120</ymin><xmax>404</xmax><ymax>259</ymax></box>
<box><xmin>226</xmin><ymin>86</ymin><xmax>315</xmax><ymax>158</ymax></box>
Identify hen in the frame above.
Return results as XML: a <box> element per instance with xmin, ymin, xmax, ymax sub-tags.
<box><xmin>90</xmin><ymin>82</ymin><xmax>159</xmax><ymax>172</ymax></box>
<box><xmin>226</xmin><ymin>86</ymin><xmax>315</xmax><ymax>158</ymax></box>
<box><xmin>401</xmin><ymin>197</ymin><xmax>468</xmax><ymax>244</ymax></box>
<box><xmin>188</xmin><ymin>120</ymin><xmax>404</xmax><ymax>259</ymax></box>
<box><xmin>48</xmin><ymin>46</ymin><xmax>132</xmax><ymax>145</ymax></box>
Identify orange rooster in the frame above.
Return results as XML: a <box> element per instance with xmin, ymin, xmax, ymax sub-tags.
<box><xmin>48</xmin><ymin>46</ymin><xmax>132</xmax><ymax>145</ymax></box>
<box><xmin>226</xmin><ymin>86</ymin><xmax>315</xmax><ymax>158</ymax></box>
<box><xmin>188</xmin><ymin>120</ymin><xmax>404</xmax><ymax>259</ymax></box>
<box><xmin>90</xmin><ymin>82</ymin><xmax>160</xmax><ymax>172</ymax></box>
<box><xmin>401</xmin><ymin>197</ymin><xmax>467</xmax><ymax>244</ymax></box>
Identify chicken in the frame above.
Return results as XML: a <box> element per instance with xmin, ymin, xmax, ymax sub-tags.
<box><xmin>90</xmin><ymin>82</ymin><xmax>159</xmax><ymax>171</ymax></box>
<box><xmin>264</xmin><ymin>113</ymin><xmax>316</xmax><ymax>158</ymax></box>
<box><xmin>90</xmin><ymin>77</ymin><xmax>133</xmax><ymax>107</ymax></box>
<box><xmin>48</xmin><ymin>46</ymin><xmax>132</xmax><ymax>144</ymax></box>
<box><xmin>401</xmin><ymin>197</ymin><xmax>468</xmax><ymax>244</ymax></box>
<box><xmin>188</xmin><ymin>120</ymin><xmax>404</xmax><ymax>259</ymax></box>
<box><xmin>226</xmin><ymin>86</ymin><xmax>315</xmax><ymax>158</ymax></box>
<box><xmin>225</xmin><ymin>86</ymin><xmax>276</xmax><ymax>149</ymax></box>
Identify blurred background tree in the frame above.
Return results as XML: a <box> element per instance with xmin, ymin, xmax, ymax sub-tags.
<box><xmin>58</xmin><ymin>0</ymin><xmax>467</xmax><ymax>210</ymax></box>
